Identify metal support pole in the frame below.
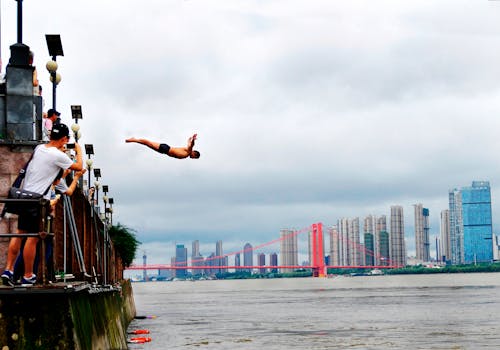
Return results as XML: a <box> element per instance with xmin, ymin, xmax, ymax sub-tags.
<box><xmin>63</xmin><ymin>193</ymin><xmax>67</xmax><ymax>283</ymax></box>
<box><xmin>51</xmin><ymin>56</ymin><xmax>56</xmax><ymax>109</ymax></box>
<box><xmin>16</xmin><ymin>0</ymin><xmax>23</xmax><ymax>43</ymax></box>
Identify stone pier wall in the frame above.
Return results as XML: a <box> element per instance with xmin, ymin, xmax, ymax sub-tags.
<box><xmin>0</xmin><ymin>280</ymin><xmax>136</xmax><ymax>350</ymax></box>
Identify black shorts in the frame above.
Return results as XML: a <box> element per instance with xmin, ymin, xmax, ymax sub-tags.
<box><xmin>158</xmin><ymin>143</ymin><xmax>171</xmax><ymax>154</ymax></box>
<box><xmin>17</xmin><ymin>210</ymin><xmax>40</xmax><ymax>233</ymax></box>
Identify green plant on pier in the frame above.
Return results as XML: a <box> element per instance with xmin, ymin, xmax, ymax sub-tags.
<box><xmin>108</xmin><ymin>223</ymin><xmax>141</xmax><ymax>268</ymax></box>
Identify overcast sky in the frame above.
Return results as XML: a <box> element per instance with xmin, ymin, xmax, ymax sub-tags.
<box><xmin>2</xmin><ymin>1</ymin><xmax>500</xmax><ymax>266</ymax></box>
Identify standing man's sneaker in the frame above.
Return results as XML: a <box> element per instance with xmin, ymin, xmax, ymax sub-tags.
<box><xmin>21</xmin><ymin>274</ymin><xmax>37</xmax><ymax>285</ymax></box>
<box><xmin>1</xmin><ymin>270</ymin><xmax>14</xmax><ymax>286</ymax></box>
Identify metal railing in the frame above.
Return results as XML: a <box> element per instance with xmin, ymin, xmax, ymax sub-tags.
<box><xmin>0</xmin><ymin>189</ymin><xmax>117</xmax><ymax>286</ymax></box>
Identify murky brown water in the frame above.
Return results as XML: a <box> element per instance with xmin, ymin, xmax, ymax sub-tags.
<box><xmin>128</xmin><ymin>273</ymin><xmax>500</xmax><ymax>349</ymax></box>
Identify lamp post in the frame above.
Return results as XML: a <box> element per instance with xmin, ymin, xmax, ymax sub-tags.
<box><xmin>108</xmin><ymin>198</ymin><xmax>114</xmax><ymax>225</ymax></box>
<box><xmin>85</xmin><ymin>144</ymin><xmax>94</xmax><ymax>193</ymax></box>
<box><xmin>45</xmin><ymin>34</ymin><xmax>63</xmax><ymax>110</ymax></box>
<box><xmin>70</xmin><ymin>105</ymin><xmax>82</xmax><ymax>142</ymax></box>
<box><xmin>103</xmin><ymin>185</ymin><xmax>109</xmax><ymax>223</ymax></box>
<box><xmin>93</xmin><ymin>168</ymin><xmax>101</xmax><ymax>212</ymax></box>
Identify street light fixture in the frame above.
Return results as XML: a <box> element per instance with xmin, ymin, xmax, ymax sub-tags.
<box><xmin>85</xmin><ymin>144</ymin><xmax>94</xmax><ymax>193</ymax></box>
<box><xmin>103</xmin><ymin>185</ymin><xmax>109</xmax><ymax>222</ymax></box>
<box><xmin>71</xmin><ymin>105</ymin><xmax>82</xmax><ymax>142</ymax></box>
<box><xmin>93</xmin><ymin>168</ymin><xmax>101</xmax><ymax>209</ymax></box>
<box><xmin>108</xmin><ymin>198</ymin><xmax>114</xmax><ymax>225</ymax></box>
<box><xmin>45</xmin><ymin>34</ymin><xmax>63</xmax><ymax>110</ymax></box>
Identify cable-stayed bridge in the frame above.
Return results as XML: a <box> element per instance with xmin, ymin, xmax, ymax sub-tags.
<box><xmin>126</xmin><ymin>223</ymin><xmax>400</xmax><ymax>277</ymax></box>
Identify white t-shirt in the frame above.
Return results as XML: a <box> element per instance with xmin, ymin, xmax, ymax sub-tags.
<box><xmin>24</xmin><ymin>145</ymin><xmax>74</xmax><ymax>199</ymax></box>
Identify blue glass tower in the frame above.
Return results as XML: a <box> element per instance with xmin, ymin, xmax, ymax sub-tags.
<box><xmin>461</xmin><ymin>181</ymin><xmax>493</xmax><ymax>263</ymax></box>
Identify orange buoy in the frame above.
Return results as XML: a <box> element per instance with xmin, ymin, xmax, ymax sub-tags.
<box><xmin>129</xmin><ymin>337</ymin><xmax>152</xmax><ymax>343</ymax></box>
<box><xmin>128</xmin><ymin>329</ymin><xmax>150</xmax><ymax>335</ymax></box>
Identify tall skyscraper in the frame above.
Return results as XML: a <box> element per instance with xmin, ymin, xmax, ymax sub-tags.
<box><xmin>270</xmin><ymin>253</ymin><xmax>278</xmax><ymax>273</ymax></box>
<box><xmin>364</xmin><ymin>233</ymin><xmax>374</xmax><ymax>266</ymax></box>
<box><xmin>390</xmin><ymin>205</ymin><xmax>406</xmax><ymax>267</ymax></box>
<box><xmin>376</xmin><ymin>215</ymin><xmax>387</xmax><ymax>264</ymax></box>
<box><xmin>364</xmin><ymin>215</ymin><xmax>377</xmax><ymax>265</ymax></box>
<box><xmin>348</xmin><ymin>217</ymin><xmax>361</xmax><ymax>266</ymax></box>
<box><xmin>142</xmin><ymin>251</ymin><xmax>148</xmax><ymax>281</ymax></box>
<box><xmin>414</xmin><ymin>204</ymin><xmax>430</xmax><ymax>262</ymax></box>
<box><xmin>216</xmin><ymin>240</ymin><xmax>225</xmax><ymax>274</ymax></box>
<box><xmin>175</xmin><ymin>244</ymin><xmax>188</xmax><ymax>278</ymax></box>
<box><xmin>338</xmin><ymin>219</ymin><xmax>349</xmax><ymax>266</ymax></box>
<box><xmin>440</xmin><ymin>209</ymin><xmax>451</xmax><ymax>263</ymax></box>
<box><xmin>449</xmin><ymin>188</ymin><xmax>464</xmax><ymax>264</ymax></box>
<box><xmin>364</xmin><ymin>215</ymin><xmax>387</xmax><ymax>265</ymax></box>
<box><xmin>206</xmin><ymin>253</ymin><xmax>216</xmax><ymax>276</ymax></box>
<box><xmin>192</xmin><ymin>240</ymin><xmax>200</xmax><ymax>258</ymax></box>
<box><xmin>461</xmin><ymin>181</ymin><xmax>493</xmax><ymax>263</ymax></box>
<box><xmin>338</xmin><ymin>218</ymin><xmax>361</xmax><ymax>266</ymax></box>
<box><xmin>280</xmin><ymin>229</ymin><xmax>298</xmax><ymax>272</ymax></box>
<box><xmin>243</xmin><ymin>243</ymin><xmax>253</xmax><ymax>273</ymax></box>
<box><xmin>258</xmin><ymin>253</ymin><xmax>266</xmax><ymax>273</ymax></box>
<box><xmin>329</xmin><ymin>225</ymin><xmax>340</xmax><ymax>266</ymax></box>
<box><xmin>379</xmin><ymin>231</ymin><xmax>390</xmax><ymax>266</ymax></box>
<box><xmin>235</xmin><ymin>253</ymin><xmax>241</xmax><ymax>268</ymax></box>
<box><xmin>191</xmin><ymin>240</ymin><xmax>204</xmax><ymax>276</ymax></box>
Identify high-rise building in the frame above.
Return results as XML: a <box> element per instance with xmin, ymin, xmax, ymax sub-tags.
<box><xmin>270</xmin><ymin>253</ymin><xmax>278</xmax><ymax>273</ymax></box>
<box><xmin>192</xmin><ymin>240</ymin><xmax>200</xmax><ymax>258</ymax></box>
<box><xmin>235</xmin><ymin>253</ymin><xmax>241</xmax><ymax>268</ymax></box>
<box><xmin>338</xmin><ymin>219</ymin><xmax>349</xmax><ymax>266</ymax></box>
<box><xmin>142</xmin><ymin>251</ymin><xmax>147</xmax><ymax>281</ymax></box>
<box><xmin>362</xmin><ymin>215</ymin><xmax>387</xmax><ymax>265</ymax></box>
<box><xmin>390</xmin><ymin>206</ymin><xmax>406</xmax><ymax>267</ymax></box>
<box><xmin>376</xmin><ymin>215</ymin><xmax>387</xmax><ymax>264</ymax></box>
<box><xmin>191</xmin><ymin>240</ymin><xmax>204</xmax><ymax>276</ymax></box>
<box><xmin>348</xmin><ymin>217</ymin><xmax>361</xmax><ymax>266</ymax></box>
<box><xmin>280</xmin><ymin>229</ymin><xmax>298</xmax><ymax>272</ymax></box>
<box><xmin>329</xmin><ymin>225</ymin><xmax>340</xmax><ymax>266</ymax></box>
<box><xmin>493</xmin><ymin>236</ymin><xmax>500</xmax><ymax>261</ymax></box>
<box><xmin>379</xmin><ymin>231</ymin><xmax>390</xmax><ymax>266</ymax></box>
<box><xmin>461</xmin><ymin>181</ymin><xmax>493</xmax><ymax>263</ymax></box>
<box><xmin>175</xmin><ymin>244</ymin><xmax>188</xmax><ymax>278</ymax></box>
<box><xmin>337</xmin><ymin>218</ymin><xmax>361</xmax><ymax>266</ymax></box>
<box><xmin>440</xmin><ymin>209</ymin><xmax>451</xmax><ymax>263</ymax></box>
<box><xmin>206</xmin><ymin>253</ymin><xmax>216</xmax><ymax>276</ymax></box>
<box><xmin>449</xmin><ymin>188</ymin><xmax>464</xmax><ymax>264</ymax></box>
<box><xmin>216</xmin><ymin>240</ymin><xmax>225</xmax><ymax>274</ymax></box>
<box><xmin>243</xmin><ymin>243</ymin><xmax>253</xmax><ymax>273</ymax></box>
<box><xmin>414</xmin><ymin>204</ymin><xmax>430</xmax><ymax>262</ymax></box>
<box><xmin>364</xmin><ymin>233</ymin><xmax>374</xmax><ymax>266</ymax></box>
<box><xmin>258</xmin><ymin>253</ymin><xmax>266</xmax><ymax>273</ymax></box>
<box><xmin>364</xmin><ymin>215</ymin><xmax>377</xmax><ymax>265</ymax></box>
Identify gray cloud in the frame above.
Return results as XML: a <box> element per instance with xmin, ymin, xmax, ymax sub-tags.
<box><xmin>2</xmin><ymin>1</ymin><xmax>500</xmax><ymax>264</ymax></box>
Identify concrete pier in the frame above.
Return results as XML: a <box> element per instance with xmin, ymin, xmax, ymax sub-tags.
<box><xmin>0</xmin><ymin>280</ymin><xmax>135</xmax><ymax>349</ymax></box>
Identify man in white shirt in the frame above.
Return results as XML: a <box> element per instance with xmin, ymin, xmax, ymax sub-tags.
<box><xmin>2</xmin><ymin>123</ymin><xmax>83</xmax><ymax>286</ymax></box>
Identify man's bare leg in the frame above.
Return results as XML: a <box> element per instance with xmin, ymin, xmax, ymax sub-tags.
<box><xmin>23</xmin><ymin>237</ymin><xmax>38</xmax><ymax>278</ymax></box>
<box><xmin>5</xmin><ymin>236</ymin><xmax>22</xmax><ymax>271</ymax></box>
<box><xmin>125</xmin><ymin>138</ymin><xmax>161</xmax><ymax>152</ymax></box>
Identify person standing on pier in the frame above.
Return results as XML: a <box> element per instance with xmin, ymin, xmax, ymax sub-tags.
<box><xmin>125</xmin><ymin>134</ymin><xmax>200</xmax><ymax>159</ymax></box>
<box><xmin>1</xmin><ymin>123</ymin><xmax>83</xmax><ymax>286</ymax></box>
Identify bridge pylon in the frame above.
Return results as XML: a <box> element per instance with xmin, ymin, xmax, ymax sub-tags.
<box><xmin>311</xmin><ymin>223</ymin><xmax>326</xmax><ymax>277</ymax></box>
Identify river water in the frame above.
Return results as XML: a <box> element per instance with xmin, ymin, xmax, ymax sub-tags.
<box><xmin>127</xmin><ymin>273</ymin><xmax>500</xmax><ymax>349</ymax></box>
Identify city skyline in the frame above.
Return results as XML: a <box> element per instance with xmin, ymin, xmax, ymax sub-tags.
<box><xmin>133</xmin><ymin>179</ymin><xmax>496</xmax><ymax>269</ymax></box>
